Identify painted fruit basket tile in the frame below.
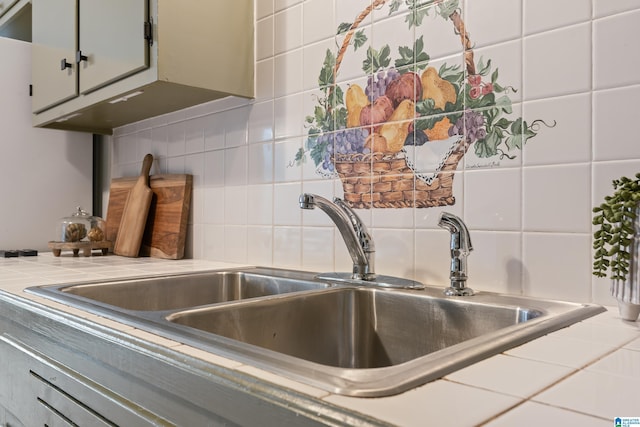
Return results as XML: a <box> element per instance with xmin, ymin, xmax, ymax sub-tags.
<box><xmin>295</xmin><ymin>0</ymin><xmax>553</xmax><ymax>209</ymax></box>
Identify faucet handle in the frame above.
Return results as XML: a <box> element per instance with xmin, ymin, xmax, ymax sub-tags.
<box><xmin>333</xmin><ymin>198</ymin><xmax>375</xmax><ymax>252</ymax></box>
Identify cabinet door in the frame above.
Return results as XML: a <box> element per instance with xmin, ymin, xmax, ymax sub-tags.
<box><xmin>31</xmin><ymin>0</ymin><xmax>78</xmax><ymax>113</ymax></box>
<box><xmin>79</xmin><ymin>0</ymin><xmax>149</xmax><ymax>94</ymax></box>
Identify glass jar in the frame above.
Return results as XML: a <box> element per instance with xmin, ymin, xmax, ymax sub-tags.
<box><xmin>57</xmin><ymin>207</ymin><xmax>106</xmax><ymax>242</ymax></box>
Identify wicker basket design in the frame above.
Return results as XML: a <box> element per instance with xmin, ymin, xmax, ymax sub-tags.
<box><xmin>330</xmin><ymin>0</ymin><xmax>476</xmax><ymax>209</ymax></box>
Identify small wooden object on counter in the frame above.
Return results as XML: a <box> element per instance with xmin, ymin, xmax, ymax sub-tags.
<box><xmin>113</xmin><ymin>154</ymin><xmax>154</xmax><ymax>257</ymax></box>
<box><xmin>48</xmin><ymin>241</ymin><xmax>113</xmax><ymax>257</ymax></box>
<box><xmin>106</xmin><ymin>173</ymin><xmax>192</xmax><ymax>260</ymax></box>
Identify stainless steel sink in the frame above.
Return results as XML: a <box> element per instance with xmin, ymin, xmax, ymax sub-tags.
<box><xmin>26</xmin><ymin>267</ymin><xmax>605</xmax><ymax>397</ymax></box>
<box><xmin>37</xmin><ymin>267</ymin><xmax>329</xmax><ymax>311</ymax></box>
<box><xmin>167</xmin><ymin>287</ymin><xmax>543</xmax><ymax>369</ymax></box>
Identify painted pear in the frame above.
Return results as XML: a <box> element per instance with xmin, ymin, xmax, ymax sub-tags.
<box><xmin>379</xmin><ymin>99</ymin><xmax>415</xmax><ymax>153</ymax></box>
<box><xmin>346</xmin><ymin>84</ymin><xmax>369</xmax><ymax>128</ymax></box>
<box><xmin>421</xmin><ymin>67</ymin><xmax>457</xmax><ymax>110</ymax></box>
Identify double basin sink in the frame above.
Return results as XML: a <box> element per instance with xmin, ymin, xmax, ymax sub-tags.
<box><xmin>26</xmin><ymin>267</ymin><xmax>605</xmax><ymax>397</ymax></box>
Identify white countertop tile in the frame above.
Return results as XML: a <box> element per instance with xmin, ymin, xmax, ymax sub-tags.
<box><xmin>585</xmin><ymin>348</ymin><xmax>640</xmax><ymax>379</ymax></box>
<box><xmin>445</xmin><ymin>354</ymin><xmax>574</xmax><ymax>398</ymax></box>
<box><xmin>533</xmin><ymin>370</ymin><xmax>640</xmax><ymax>419</ymax></box>
<box><xmin>324</xmin><ymin>380</ymin><xmax>522</xmax><ymax>426</ymax></box>
<box><xmin>625</xmin><ymin>338</ymin><xmax>640</xmax><ymax>351</ymax></box>
<box><xmin>504</xmin><ymin>334</ymin><xmax>617</xmax><ymax>368</ymax></box>
<box><xmin>484</xmin><ymin>401</ymin><xmax>610</xmax><ymax>427</ymax></box>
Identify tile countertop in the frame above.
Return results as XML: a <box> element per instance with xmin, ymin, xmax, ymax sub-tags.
<box><xmin>0</xmin><ymin>254</ymin><xmax>638</xmax><ymax>426</ymax></box>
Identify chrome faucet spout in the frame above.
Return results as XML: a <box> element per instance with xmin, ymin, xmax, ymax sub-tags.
<box><xmin>299</xmin><ymin>193</ymin><xmax>375</xmax><ymax>280</ymax></box>
<box><xmin>438</xmin><ymin>212</ymin><xmax>474</xmax><ymax>296</ymax></box>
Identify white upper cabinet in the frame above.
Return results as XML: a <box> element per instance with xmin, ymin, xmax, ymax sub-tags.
<box><xmin>31</xmin><ymin>0</ymin><xmax>254</xmax><ymax>134</ymax></box>
<box><xmin>31</xmin><ymin>0</ymin><xmax>77</xmax><ymax>113</ymax></box>
<box><xmin>78</xmin><ymin>0</ymin><xmax>149</xmax><ymax>94</ymax></box>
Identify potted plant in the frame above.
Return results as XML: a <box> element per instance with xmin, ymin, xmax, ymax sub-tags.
<box><xmin>592</xmin><ymin>173</ymin><xmax>640</xmax><ymax>321</ymax></box>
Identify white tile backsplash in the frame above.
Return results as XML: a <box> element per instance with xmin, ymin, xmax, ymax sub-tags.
<box><xmin>593</xmin><ymin>86</ymin><xmax>640</xmax><ymax>161</ymax></box>
<box><xmin>108</xmin><ymin>0</ymin><xmax>640</xmax><ymax>306</ymax></box>
<box><xmin>523</xmin><ymin>164</ymin><xmax>591</xmax><ymax>233</ymax></box>
<box><xmin>523</xmin><ymin>24</ymin><xmax>591</xmax><ymax>100</ymax></box>
<box><xmin>594</xmin><ymin>10</ymin><xmax>640</xmax><ymax>90</ymax></box>
<box><xmin>523</xmin><ymin>0</ymin><xmax>592</xmax><ymax>36</ymax></box>
<box><xmin>274</xmin><ymin>4</ymin><xmax>302</xmax><ymax>55</ymax></box>
<box><xmin>466</xmin><ymin>0</ymin><xmax>522</xmax><ymax>47</ymax></box>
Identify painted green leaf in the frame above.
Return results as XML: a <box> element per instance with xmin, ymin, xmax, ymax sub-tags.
<box><xmin>337</xmin><ymin>22</ymin><xmax>352</xmax><ymax>35</ymax></box>
<box><xmin>438</xmin><ymin>0</ymin><xmax>459</xmax><ymax>19</ymax></box>
<box><xmin>474</xmin><ymin>128</ymin><xmax>501</xmax><ymax>158</ymax></box>
<box><xmin>318</xmin><ymin>49</ymin><xmax>335</xmax><ymax>87</ymax></box>
<box><xmin>363</xmin><ymin>45</ymin><xmax>391</xmax><ymax>74</ymax></box>
<box><xmin>389</xmin><ymin>0</ymin><xmax>402</xmax><ymax>14</ymax></box>
<box><xmin>353</xmin><ymin>30</ymin><xmax>367</xmax><ymax>51</ymax></box>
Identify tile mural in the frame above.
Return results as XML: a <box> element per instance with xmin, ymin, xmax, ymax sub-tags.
<box><xmin>295</xmin><ymin>0</ymin><xmax>553</xmax><ymax>208</ymax></box>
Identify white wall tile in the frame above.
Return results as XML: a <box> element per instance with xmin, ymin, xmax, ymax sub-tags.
<box><xmin>467</xmin><ymin>231</ymin><xmax>523</xmax><ymax>294</ymax></box>
<box><xmin>594</xmin><ymin>0</ymin><xmax>640</xmax><ymax>18</ymax></box>
<box><xmin>274</xmin><ymin>49</ymin><xmax>303</xmax><ymax>98</ymax></box>
<box><xmin>224</xmin><ymin>225</ymin><xmax>248</xmax><ymax>263</ymax></box>
<box><xmin>256</xmin><ymin>16</ymin><xmax>274</xmax><ymax>61</ymax></box>
<box><xmin>184</xmin><ymin>116</ymin><xmax>206</xmax><ymax>154</ymax></box>
<box><xmin>523</xmin><ymin>233</ymin><xmax>592</xmax><ymax>302</ymax></box>
<box><xmin>248</xmin><ymin>101</ymin><xmax>274</xmax><ymax>144</ymax></box>
<box><xmin>594</xmin><ymin>10</ymin><xmax>640</xmax><ymax>90</ymax></box>
<box><xmin>224</xmin><ymin>106</ymin><xmax>250</xmax><ymax>148</ymax></box>
<box><xmin>303</xmin><ymin>0</ymin><xmax>335</xmax><ymax>45</ymax></box>
<box><xmin>523</xmin><ymin>164</ymin><xmax>591</xmax><ymax>233</ymax></box>
<box><xmin>224</xmin><ymin>145</ymin><xmax>248</xmax><ymax>186</ymax></box>
<box><xmin>374</xmin><ymin>229</ymin><xmax>415</xmax><ymax>280</ymax></box>
<box><xmin>247</xmin><ymin>184</ymin><xmax>273</xmax><ymax>226</ymax></box>
<box><xmin>255</xmin><ymin>58</ymin><xmax>274</xmax><ymax>101</ymax></box>
<box><xmin>274</xmin><ymin>93</ymin><xmax>304</xmax><ymax>139</ymax></box>
<box><xmin>415</xmin><ymin>229</ymin><xmax>452</xmax><ymax>286</ymax></box>
<box><xmin>256</xmin><ymin>0</ymin><xmax>274</xmax><ymax>20</ymax></box>
<box><xmin>523</xmin><ymin>93</ymin><xmax>591</xmax><ymax>166</ymax></box>
<box><xmin>248</xmin><ymin>141</ymin><xmax>274</xmax><ymax>184</ymax></box>
<box><xmin>247</xmin><ymin>225</ymin><xmax>274</xmax><ymax>265</ymax></box>
<box><xmin>466</xmin><ymin>0</ymin><xmax>522</xmax><ymax>46</ymax></box>
<box><xmin>273</xmin><ymin>138</ymin><xmax>302</xmax><ymax>182</ymax></box>
<box><xmin>594</xmin><ymin>86</ymin><xmax>640</xmax><ymax>161</ymax></box>
<box><xmin>273</xmin><ymin>182</ymin><xmax>302</xmax><ymax>226</ymax></box>
<box><xmin>274</xmin><ymin>5</ymin><xmax>302</xmax><ymax>55</ymax></box>
<box><xmin>464</xmin><ymin>168</ymin><xmax>522</xmax><ymax>231</ymax></box>
<box><xmin>524</xmin><ymin>24</ymin><xmax>591</xmax><ymax>100</ymax></box>
<box><xmin>224</xmin><ymin>186</ymin><xmax>247</xmax><ymax>226</ymax></box>
<box><xmin>524</xmin><ymin>0</ymin><xmax>591</xmax><ymax>36</ymax></box>
<box><xmin>273</xmin><ymin>226</ymin><xmax>302</xmax><ymax>268</ymax></box>
<box><xmin>301</xmin><ymin>227</ymin><xmax>335</xmax><ymax>272</ymax></box>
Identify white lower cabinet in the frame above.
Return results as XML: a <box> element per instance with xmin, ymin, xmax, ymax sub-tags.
<box><xmin>0</xmin><ymin>335</ymin><xmax>166</xmax><ymax>426</ymax></box>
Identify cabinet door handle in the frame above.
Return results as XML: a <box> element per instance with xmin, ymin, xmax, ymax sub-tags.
<box><xmin>60</xmin><ymin>58</ymin><xmax>72</xmax><ymax>70</ymax></box>
<box><xmin>76</xmin><ymin>50</ymin><xmax>88</xmax><ymax>63</ymax></box>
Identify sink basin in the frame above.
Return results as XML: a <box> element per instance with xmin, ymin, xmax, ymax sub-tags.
<box><xmin>167</xmin><ymin>287</ymin><xmax>543</xmax><ymax>369</ymax></box>
<box><xmin>26</xmin><ymin>267</ymin><xmax>605</xmax><ymax>397</ymax></box>
<box><xmin>34</xmin><ymin>267</ymin><xmax>329</xmax><ymax>311</ymax></box>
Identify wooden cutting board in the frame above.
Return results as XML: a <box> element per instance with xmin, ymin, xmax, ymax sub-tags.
<box><xmin>106</xmin><ymin>173</ymin><xmax>192</xmax><ymax>259</ymax></box>
<box><xmin>114</xmin><ymin>154</ymin><xmax>154</xmax><ymax>257</ymax></box>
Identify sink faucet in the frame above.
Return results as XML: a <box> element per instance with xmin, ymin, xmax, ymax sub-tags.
<box><xmin>299</xmin><ymin>193</ymin><xmax>376</xmax><ymax>281</ymax></box>
<box><xmin>438</xmin><ymin>212</ymin><xmax>474</xmax><ymax>296</ymax></box>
